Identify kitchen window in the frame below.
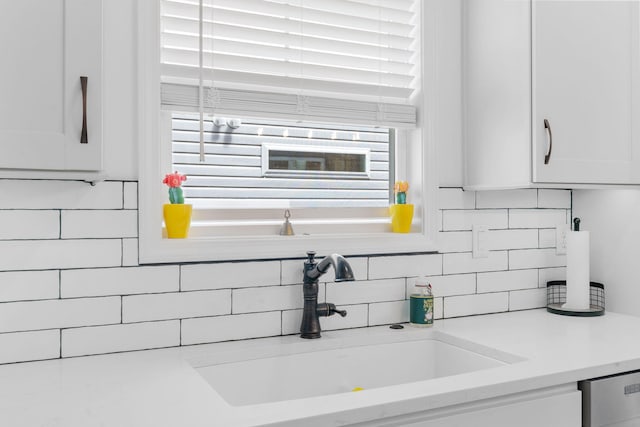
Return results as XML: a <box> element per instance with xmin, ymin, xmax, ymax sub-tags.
<box><xmin>137</xmin><ymin>0</ymin><xmax>438</xmax><ymax>263</ymax></box>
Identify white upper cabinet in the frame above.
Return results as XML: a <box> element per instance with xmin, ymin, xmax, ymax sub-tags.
<box><xmin>464</xmin><ymin>0</ymin><xmax>640</xmax><ymax>189</ymax></box>
<box><xmin>0</xmin><ymin>0</ymin><xmax>103</xmax><ymax>173</ymax></box>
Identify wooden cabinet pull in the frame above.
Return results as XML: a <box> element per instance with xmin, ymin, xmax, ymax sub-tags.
<box><xmin>80</xmin><ymin>76</ymin><xmax>88</xmax><ymax>144</ymax></box>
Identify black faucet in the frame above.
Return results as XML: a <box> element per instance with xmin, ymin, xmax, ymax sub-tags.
<box><xmin>300</xmin><ymin>251</ymin><xmax>354</xmax><ymax>339</ymax></box>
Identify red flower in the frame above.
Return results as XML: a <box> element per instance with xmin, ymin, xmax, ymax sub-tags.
<box><xmin>163</xmin><ymin>172</ymin><xmax>187</xmax><ymax>188</ymax></box>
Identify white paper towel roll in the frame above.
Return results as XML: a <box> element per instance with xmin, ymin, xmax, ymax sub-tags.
<box><xmin>563</xmin><ymin>231</ymin><xmax>590</xmax><ymax>310</ymax></box>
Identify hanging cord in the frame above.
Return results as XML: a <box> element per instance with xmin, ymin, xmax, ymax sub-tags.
<box><xmin>198</xmin><ymin>0</ymin><xmax>205</xmax><ymax>162</ymax></box>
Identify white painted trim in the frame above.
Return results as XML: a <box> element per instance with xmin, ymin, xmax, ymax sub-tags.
<box><xmin>138</xmin><ymin>0</ymin><xmax>439</xmax><ymax>263</ymax></box>
<box><xmin>261</xmin><ymin>143</ymin><xmax>371</xmax><ymax>179</ymax></box>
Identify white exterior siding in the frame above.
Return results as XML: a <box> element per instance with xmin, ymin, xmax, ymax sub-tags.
<box><xmin>171</xmin><ymin>114</ymin><xmax>391</xmax><ymax>209</ymax></box>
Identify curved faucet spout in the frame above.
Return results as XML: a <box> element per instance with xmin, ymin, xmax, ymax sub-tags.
<box><xmin>305</xmin><ymin>253</ymin><xmax>355</xmax><ymax>283</ymax></box>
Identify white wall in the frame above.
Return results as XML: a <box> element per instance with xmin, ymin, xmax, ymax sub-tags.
<box><xmin>101</xmin><ymin>0</ymin><xmax>138</xmax><ymax>180</ymax></box>
<box><xmin>432</xmin><ymin>0</ymin><xmax>465</xmax><ymax>187</ymax></box>
<box><xmin>573</xmin><ymin>190</ymin><xmax>640</xmax><ymax>317</ymax></box>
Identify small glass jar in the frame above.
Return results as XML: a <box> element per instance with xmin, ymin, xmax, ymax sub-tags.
<box><xmin>409</xmin><ymin>278</ymin><xmax>434</xmax><ymax>327</ymax></box>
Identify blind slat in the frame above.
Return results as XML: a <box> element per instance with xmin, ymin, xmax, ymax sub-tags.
<box><xmin>161</xmin><ymin>49</ymin><xmax>414</xmax><ymax>87</ymax></box>
<box><xmin>163</xmin><ymin>8</ymin><xmax>414</xmax><ymax>50</ymax></box>
<box><xmin>160</xmin><ymin>0</ymin><xmax>419</xmax><ymax>124</ymax></box>
<box><xmin>164</xmin><ymin>0</ymin><xmax>414</xmax><ymax>36</ymax></box>
<box><xmin>162</xmin><ymin>20</ymin><xmax>414</xmax><ymax>62</ymax></box>
<box><xmin>162</xmin><ymin>83</ymin><xmax>416</xmax><ymax>127</ymax></box>
<box><xmin>161</xmin><ymin>36</ymin><xmax>414</xmax><ymax>75</ymax></box>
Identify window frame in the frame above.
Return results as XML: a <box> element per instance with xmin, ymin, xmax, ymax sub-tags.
<box><xmin>137</xmin><ymin>0</ymin><xmax>439</xmax><ymax>264</ymax></box>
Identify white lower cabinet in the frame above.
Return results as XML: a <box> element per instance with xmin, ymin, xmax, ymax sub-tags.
<box><xmin>355</xmin><ymin>384</ymin><xmax>581</xmax><ymax>427</ymax></box>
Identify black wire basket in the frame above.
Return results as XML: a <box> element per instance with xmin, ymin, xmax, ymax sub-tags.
<box><xmin>546</xmin><ymin>280</ymin><xmax>605</xmax><ymax>317</ymax></box>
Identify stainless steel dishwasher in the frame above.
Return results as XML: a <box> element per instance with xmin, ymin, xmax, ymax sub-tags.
<box><xmin>580</xmin><ymin>370</ymin><xmax>640</xmax><ymax>426</ymax></box>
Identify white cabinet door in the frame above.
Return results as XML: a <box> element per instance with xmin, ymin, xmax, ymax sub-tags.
<box><xmin>349</xmin><ymin>386</ymin><xmax>581</xmax><ymax>427</ymax></box>
<box><xmin>0</xmin><ymin>0</ymin><xmax>102</xmax><ymax>172</ymax></box>
<box><xmin>533</xmin><ymin>0</ymin><xmax>640</xmax><ymax>184</ymax></box>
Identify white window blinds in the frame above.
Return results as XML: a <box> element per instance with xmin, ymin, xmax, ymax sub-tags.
<box><xmin>160</xmin><ymin>0</ymin><xmax>418</xmax><ymax>127</ymax></box>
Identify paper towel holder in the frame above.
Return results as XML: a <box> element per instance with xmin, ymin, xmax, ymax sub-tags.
<box><xmin>573</xmin><ymin>217</ymin><xmax>581</xmax><ymax>231</ymax></box>
<box><xmin>546</xmin><ymin>280</ymin><xmax>605</xmax><ymax>317</ymax></box>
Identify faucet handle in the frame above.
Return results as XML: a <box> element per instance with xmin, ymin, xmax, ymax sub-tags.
<box><xmin>317</xmin><ymin>302</ymin><xmax>347</xmax><ymax>318</ymax></box>
<box><xmin>331</xmin><ymin>307</ymin><xmax>347</xmax><ymax>317</ymax></box>
<box><xmin>306</xmin><ymin>251</ymin><xmax>316</xmax><ymax>263</ymax></box>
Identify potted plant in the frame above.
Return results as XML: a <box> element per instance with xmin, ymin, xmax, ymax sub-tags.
<box><xmin>162</xmin><ymin>171</ymin><xmax>192</xmax><ymax>238</ymax></box>
<box><xmin>389</xmin><ymin>180</ymin><xmax>413</xmax><ymax>233</ymax></box>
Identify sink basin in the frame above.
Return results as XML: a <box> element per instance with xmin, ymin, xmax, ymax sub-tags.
<box><xmin>193</xmin><ymin>329</ymin><xmax>518</xmax><ymax>406</ymax></box>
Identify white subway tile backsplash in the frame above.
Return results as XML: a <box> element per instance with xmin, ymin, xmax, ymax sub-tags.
<box><xmin>0</xmin><ymin>182</ymin><xmax>575</xmax><ymax>365</ymax></box>
<box><xmin>509</xmin><ymin>288</ymin><xmax>547</xmax><ymax>311</ymax></box>
<box><xmin>0</xmin><ymin>330</ymin><xmax>60</xmax><ymax>364</ymax></box>
<box><xmin>418</xmin><ymin>274</ymin><xmax>476</xmax><ymax>297</ymax></box>
<box><xmin>0</xmin><ymin>270</ymin><xmax>59</xmax><ymax>302</ymax></box>
<box><xmin>61</xmin><ymin>210</ymin><xmax>137</xmax><ymax>239</ymax></box>
<box><xmin>509</xmin><ymin>209</ymin><xmax>568</xmax><ymax>229</ymax></box>
<box><xmin>477</xmin><ymin>269</ymin><xmax>538</xmax><ymax>293</ymax></box>
<box><xmin>369</xmin><ymin>254</ymin><xmax>442</xmax><ymax>279</ymax></box>
<box><xmin>443</xmin><ymin>251</ymin><xmax>508</xmax><ymax>275</ymax></box>
<box><xmin>62</xmin><ymin>320</ymin><xmax>180</xmax><ymax>357</ymax></box>
<box><xmin>0</xmin><ymin>210</ymin><xmax>59</xmax><ymax>240</ymax></box>
<box><xmin>509</xmin><ymin>249</ymin><xmax>566</xmax><ymax>270</ymax></box>
<box><xmin>444</xmin><ymin>292</ymin><xmax>509</xmax><ymax>318</ymax></box>
<box><xmin>232</xmin><ymin>285</ymin><xmax>303</xmax><ymax>314</ymax></box>
<box><xmin>281</xmin><ymin>310</ymin><xmax>302</xmax><ymax>335</ymax></box>
<box><xmin>326</xmin><ymin>279</ymin><xmax>405</xmax><ymax>305</ymax></box>
<box><xmin>538</xmin><ymin>189</ymin><xmax>571</xmax><ymax>209</ymax></box>
<box><xmin>0</xmin><ymin>297</ymin><xmax>120</xmax><ymax>333</ymax></box>
<box><xmin>61</xmin><ymin>266</ymin><xmax>179</xmax><ymax>298</ymax></box>
<box><xmin>442</xmin><ymin>209</ymin><xmax>508</xmax><ymax>231</ymax></box>
<box><xmin>280</xmin><ymin>260</ymin><xmax>304</xmax><ymax>285</ymax></box>
<box><xmin>182</xmin><ymin>312</ymin><xmax>281</xmax><ymax>345</ymax></box>
<box><xmin>538</xmin><ymin>229</ymin><xmax>557</xmax><ymax>248</ymax></box>
<box><xmin>538</xmin><ymin>267</ymin><xmax>567</xmax><ymax>287</ymax></box>
<box><xmin>434</xmin><ymin>297</ymin><xmax>444</xmax><ymax>319</ymax></box>
<box><xmin>438</xmin><ymin>231</ymin><xmax>472</xmax><ymax>253</ymax></box>
<box><xmin>438</xmin><ymin>188</ymin><xmax>475</xmax><ymax>209</ymax></box>
<box><xmin>123</xmin><ymin>290</ymin><xmax>230</xmax><ymax>322</ymax></box>
<box><xmin>181</xmin><ymin>261</ymin><xmax>280</xmax><ymax>291</ymax></box>
<box><xmin>488</xmin><ymin>229</ymin><xmax>539</xmax><ymax>250</ymax></box>
<box><xmin>476</xmin><ymin>189</ymin><xmax>537</xmax><ymax>209</ymax></box>
<box><xmin>121</xmin><ymin>238</ymin><xmax>139</xmax><ymax>266</ymax></box>
<box><xmin>0</xmin><ymin>180</ymin><xmax>123</xmax><ymax>209</ymax></box>
<box><xmin>123</xmin><ymin>182</ymin><xmax>138</xmax><ymax>209</ymax></box>
<box><xmin>369</xmin><ymin>300</ymin><xmax>408</xmax><ymax>325</ymax></box>
<box><xmin>0</xmin><ymin>239</ymin><xmax>121</xmax><ymax>271</ymax></box>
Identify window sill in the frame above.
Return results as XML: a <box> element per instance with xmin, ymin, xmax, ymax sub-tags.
<box><xmin>138</xmin><ymin>231</ymin><xmax>439</xmax><ymax>264</ymax></box>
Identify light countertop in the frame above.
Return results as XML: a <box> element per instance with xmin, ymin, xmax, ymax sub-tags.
<box><xmin>2</xmin><ymin>309</ymin><xmax>640</xmax><ymax>426</ymax></box>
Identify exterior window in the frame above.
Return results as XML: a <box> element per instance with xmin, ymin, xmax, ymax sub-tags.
<box><xmin>264</xmin><ymin>147</ymin><xmax>369</xmax><ymax>176</ymax></box>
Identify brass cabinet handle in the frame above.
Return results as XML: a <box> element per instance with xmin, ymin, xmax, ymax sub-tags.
<box><xmin>544</xmin><ymin>118</ymin><xmax>552</xmax><ymax>164</ymax></box>
<box><xmin>80</xmin><ymin>76</ymin><xmax>88</xmax><ymax>144</ymax></box>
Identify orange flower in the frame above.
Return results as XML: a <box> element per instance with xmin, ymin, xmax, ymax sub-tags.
<box><xmin>394</xmin><ymin>181</ymin><xmax>409</xmax><ymax>193</ymax></box>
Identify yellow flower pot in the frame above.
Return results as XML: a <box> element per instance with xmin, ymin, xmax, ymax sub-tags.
<box><xmin>390</xmin><ymin>204</ymin><xmax>414</xmax><ymax>233</ymax></box>
<box><xmin>163</xmin><ymin>204</ymin><xmax>192</xmax><ymax>238</ymax></box>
